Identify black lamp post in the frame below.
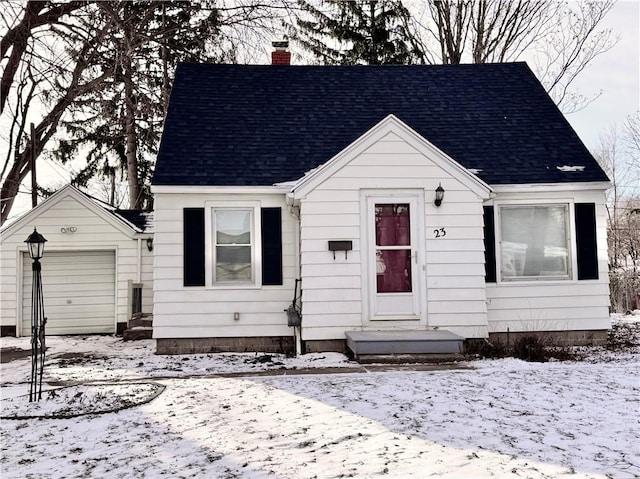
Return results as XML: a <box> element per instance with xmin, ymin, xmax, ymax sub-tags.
<box><xmin>25</xmin><ymin>228</ymin><xmax>47</xmax><ymax>402</ymax></box>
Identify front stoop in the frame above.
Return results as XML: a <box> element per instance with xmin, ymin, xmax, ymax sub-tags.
<box><xmin>345</xmin><ymin>330</ymin><xmax>465</xmax><ymax>363</ymax></box>
<box><xmin>123</xmin><ymin>313</ymin><xmax>153</xmax><ymax>341</ymax></box>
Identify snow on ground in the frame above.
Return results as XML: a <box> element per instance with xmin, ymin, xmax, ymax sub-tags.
<box><xmin>1</xmin><ymin>313</ymin><xmax>639</xmax><ymax>478</ymax></box>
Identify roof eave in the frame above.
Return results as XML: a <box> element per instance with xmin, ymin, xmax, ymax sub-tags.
<box><xmin>491</xmin><ymin>181</ymin><xmax>612</xmax><ymax>193</ymax></box>
<box><xmin>151</xmin><ymin>185</ymin><xmax>291</xmax><ymax>195</ymax></box>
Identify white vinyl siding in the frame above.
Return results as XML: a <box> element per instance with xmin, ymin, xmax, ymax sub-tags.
<box><xmin>300</xmin><ymin>131</ymin><xmax>490</xmax><ymax>340</ymax></box>
<box><xmin>152</xmin><ymin>193</ymin><xmax>295</xmax><ymax>339</ymax></box>
<box><xmin>486</xmin><ymin>190</ymin><xmax>610</xmax><ymax>333</ymax></box>
<box><xmin>140</xmin><ymin>245</ymin><xmax>154</xmax><ymax>312</ymax></box>
<box><xmin>22</xmin><ymin>251</ymin><xmax>115</xmax><ymax>335</ymax></box>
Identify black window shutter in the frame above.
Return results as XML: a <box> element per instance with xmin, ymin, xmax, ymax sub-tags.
<box><xmin>183</xmin><ymin>208</ymin><xmax>205</xmax><ymax>286</ymax></box>
<box><xmin>483</xmin><ymin>206</ymin><xmax>497</xmax><ymax>283</ymax></box>
<box><xmin>261</xmin><ymin>207</ymin><xmax>283</xmax><ymax>285</ymax></box>
<box><xmin>575</xmin><ymin>203</ymin><xmax>599</xmax><ymax>280</ymax></box>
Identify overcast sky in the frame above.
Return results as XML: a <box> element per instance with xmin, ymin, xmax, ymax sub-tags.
<box><xmin>4</xmin><ymin>1</ymin><xmax>639</xmax><ymax>223</ymax></box>
<box><xmin>565</xmin><ymin>0</ymin><xmax>640</xmax><ymax>151</ymax></box>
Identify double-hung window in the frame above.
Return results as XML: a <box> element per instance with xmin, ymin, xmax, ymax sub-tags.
<box><xmin>499</xmin><ymin>204</ymin><xmax>570</xmax><ymax>280</ymax></box>
<box><xmin>213</xmin><ymin>209</ymin><xmax>254</xmax><ymax>283</ymax></box>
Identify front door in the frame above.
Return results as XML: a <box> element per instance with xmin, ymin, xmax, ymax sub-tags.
<box><xmin>367</xmin><ymin>195</ymin><xmax>421</xmax><ymax>320</ymax></box>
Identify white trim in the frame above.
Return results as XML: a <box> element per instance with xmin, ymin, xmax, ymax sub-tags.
<box><xmin>0</xmin><ymin>185</ymin><xmax>138</xmax><ymax>238</ymax></box>
<box><xmin>360</xmin><ymin>189</ymin><xmax>426</xmax><ymax>326</ymax></box>
<box><xmin>291</xmin><ymin>114</ymin><xmax>493</xmax><ymax>200</ymax></box>
<box><xmin>15</xmin><ymin>250</ymin><xmax>24</xmax><ymax>336</ymax></box>
<box><xmin>494</xmin><ymin>199</ymin><xmax>576</xmax><ymax>284</ymax></box>
<box><xmin>133</xmin><ymin>233</ymin><xmax>154</xmax><ymax>240</ymax></box>
<box><xmin>491</xmin><ymin>182</ymin><xmax>611</xmax><ymax>193</ymax></box>
<box><xmin>151</xmin><ymin>185</ymin><xmax>290</xmax><ymax>195</ymax></box>
<box><xmin>204</xmin><ymin>200</ymin><xmax>262</xmax><ymax>289</ymax></box>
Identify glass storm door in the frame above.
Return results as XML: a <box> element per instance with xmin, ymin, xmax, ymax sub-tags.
<box><xmin>368</xmin><ymin>197</ymin><xmax>420</xmax><ymax>319</ymax></box>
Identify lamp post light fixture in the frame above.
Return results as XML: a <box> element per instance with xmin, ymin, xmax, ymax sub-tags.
<box><xmin>24</xmin><ymin>228</ymin><xmax>47</xmax><ymax>402</ymax></box>
<box><xmin>434</xmin><ymin>183</ymin><xmax>445</xmax><ymax>207</ymax></box>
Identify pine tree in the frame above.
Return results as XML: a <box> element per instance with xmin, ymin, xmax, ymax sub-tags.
<box><xmin>53</xmin><ymin>1</ymin><xmax>224</xmax><ymax>209</ymax></box>
<box><xmin>293</xmin><ymin>0</ymin><xmax>426</xmax><ymax>65</ymax></box>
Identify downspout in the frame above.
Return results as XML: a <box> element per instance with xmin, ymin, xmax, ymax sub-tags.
<box><xmin>136</xmin><ymin>238</ymin><xmax>142</xmax><ymax>283</ymax></box>
<box><xmin>286</xmin><ymin>191</ymin><xmax>302</xmax><ymax>355</ymax></box>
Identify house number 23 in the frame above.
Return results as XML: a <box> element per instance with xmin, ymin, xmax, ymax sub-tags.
<box><xmin>434</xmin><ymin>227</ymin><xmax>446</xmax><ymax>238</ymax></box>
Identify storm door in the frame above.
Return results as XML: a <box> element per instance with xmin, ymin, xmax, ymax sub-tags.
<box><xmin>367</xmin><ymin>196</ymin><xmax>421</xmax><ymax>319</ymax></box>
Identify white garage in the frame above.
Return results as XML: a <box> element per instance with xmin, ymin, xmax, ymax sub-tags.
<box><xmin>1</xmin><ymin>185</ymin><xmax>154</xmax><ymax>337</ymax></box>
<box><xmin>21</xmin><ymin>250</ymin><xmax>116</xmax><ymax>335</ymax></box>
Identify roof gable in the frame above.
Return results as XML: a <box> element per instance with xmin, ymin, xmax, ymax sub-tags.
<box><xmin>1</xmin><ymin>185</ymin><xmax>141</xmax><ymax>239</ymax></box>
<box><xmin>153</xmin><ymin>62</ymin><xmax>609</xmax><ymax>188</ymax></box>
<box><xmin>292</xmin><ymin>114</ymin><xmax>491</xmax><ymax>199</ymax></box>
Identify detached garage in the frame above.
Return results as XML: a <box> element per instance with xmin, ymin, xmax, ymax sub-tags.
<box><xmin>1</xmin><ymin>185</ymin><xmax>153</xmax><ymax>337</ymax></box>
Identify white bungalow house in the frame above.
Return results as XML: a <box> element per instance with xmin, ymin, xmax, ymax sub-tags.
<box><xmin>0</xmin><ymin>185</ymin><xmax>153</xmax><ymax>337</ymax></box>
<box><xmin>151</xmin><ymin>58</ymin><xmax>610</xmax><ymax>356</ymax></box>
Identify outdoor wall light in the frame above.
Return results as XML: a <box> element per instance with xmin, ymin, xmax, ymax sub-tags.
<box><xmin>25</xmin><ymin>227</ymin><xmax>47</xmax><ymax>260</ymax></box>
<box><xmin>434</xmin><ymin>183</ymin><xmax>445</xmax><ymax>207</ymax></box>
<box><xmin>146</xmin><ymin>238</ymin><xmax>154</xmax><ymax>252</ymax></box>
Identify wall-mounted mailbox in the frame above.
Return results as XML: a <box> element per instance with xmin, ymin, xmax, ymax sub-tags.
<box><xmin>328</xmin><ymin>240</ymin><xmax>352</xmax><ymax>259</ymax></box>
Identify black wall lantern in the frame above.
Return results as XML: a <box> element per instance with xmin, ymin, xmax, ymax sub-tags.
<box><xmin>24</xmin><ymin>228</ymin><xmax>47</xmax><ymax>402</ymax></box>
<box><xmin>434</xmin><ymin>183</ymin><xmax>445</xmax><ymax>207</ymax></box>
<box><xmin>146</xmin><ymin>238</ymin><xmax>154</xmax><ymax>252</ymax></box>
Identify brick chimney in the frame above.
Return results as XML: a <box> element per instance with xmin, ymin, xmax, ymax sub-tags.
<box><xmin>271</xmin><ymin>40</ymin><xmax>290</xmax><ymax>65</ymax></box>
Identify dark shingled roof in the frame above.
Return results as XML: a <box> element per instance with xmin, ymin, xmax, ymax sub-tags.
<box><xmin>113</xmin><ymin>210</ymin><xmax>153</xmax><ymax>233</ymax></box>
<box><xmin>153</xmin><ymin>62</ymin><xmax>608</xmax><ymax>187</ymax></box>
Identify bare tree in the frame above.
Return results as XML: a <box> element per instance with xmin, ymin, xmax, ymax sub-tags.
<box><xmin>595</xmin><ymin>120</ymin><xmax>640</xmax><ymax>312</ymax></box>
<box><xmin>1</xmin><ymin>0</ymin><xmax>86</xmax><ymax>114</ymax></box>
<box><xmin>1</xmin><ymin>20</ymin><xmax>114</xmax><ymax>224</ymax></box>
<box><xmin>1</xmin><ymin>1</ymin><xmax>108</xmax><ymax>225</ymax></box>
<box><xmin>408</xmin><ymin>0</ymin><xmax>616</xmax><ymax>112</ymax></box>
<box><xmin>2</xmin><ymin>1</ymin><xmax>291</xmax><ymax>222</ymax></box>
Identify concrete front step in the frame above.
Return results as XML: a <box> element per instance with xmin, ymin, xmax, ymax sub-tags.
<box><xmin>345</xmin><ymin>330</ymin><xmax>464</xmax><ymax>361</ymax></box>
<box><xmin>354</xmin><ymin>353</ymin><xmax>466</xmax><ymax>364</ymax></box>
<box><xmin>123</xmin><ymin>327</ymin><xmax>153</xmax><ymax>341</ymax></box>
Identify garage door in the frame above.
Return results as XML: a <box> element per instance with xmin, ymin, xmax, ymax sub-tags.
<box><xmin>22</xmin><ymin>251</ymin><xmax>116</xmax><ymax>336</ymax></box>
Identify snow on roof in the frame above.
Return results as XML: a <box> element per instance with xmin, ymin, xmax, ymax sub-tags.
<box><xmin>556</xmin><ymin>165</ymin><xmax>586</xmax><ymax>172</ymax></box>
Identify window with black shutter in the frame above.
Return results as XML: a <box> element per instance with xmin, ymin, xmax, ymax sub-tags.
<box><xmin>183</xmin><ymin>208</ymin><xmax>205</xmax><ymax>286</ymax></box>
<box><xmin>261</xmin><ymin>207</ymin><xmax>283</xmax><ymax>285</ymax></box>
<box><xmin>483</xmin><ymin>206</ymin><xmax>496</xmax><ymax>283</ymax></box>
<box><xmin>575</xmin><ymin>203</ymin><xmax>599</xmax><ymax>280</ymax></box>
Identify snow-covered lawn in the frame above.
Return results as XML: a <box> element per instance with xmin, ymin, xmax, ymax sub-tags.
<box><xmin>1</xmin><ymin>314</ymin><xmax>639</xmax><ymax>479</ymax></box>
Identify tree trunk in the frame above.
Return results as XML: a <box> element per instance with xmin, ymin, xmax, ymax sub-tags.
<box><xmin>123</xmin><ymin>45</ymin><xmax>141</xmax><ymax>209</ymax></box>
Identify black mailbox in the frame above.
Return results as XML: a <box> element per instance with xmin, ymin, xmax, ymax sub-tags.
<box><xmin>328</xmin><ymin>240</ymin><xmax>352</xmax><ymax>259</ymax></box>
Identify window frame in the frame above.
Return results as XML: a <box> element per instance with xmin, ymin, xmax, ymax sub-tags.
<box><xmin>496</xmin><ymin>200</ymin><xmax>575</xmax><ymax>283</ymax></box>
<box><xmin>205</xmin><ymin>201</ymin><xmax>262</xmax><ymax>289</ymax></box>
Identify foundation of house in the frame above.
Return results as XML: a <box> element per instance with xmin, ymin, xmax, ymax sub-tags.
<box><xmin>156</xmin><ymin>336</ymin><xmax>295</xmax><ymax>355</ymax></box>
<box><xmin>488</xmin><ymin>329</ymin><xmax>608</xmax><ymax>346</ymax></box>
<box><xmin>156</xmin><ymin>329</ymin><xmax>608</xmax><ymax>355</ymax></box>
<box><xmin>303</xmin><ymin>339</ymin><xmax>348</xmax><ymax>354</ymax></box>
